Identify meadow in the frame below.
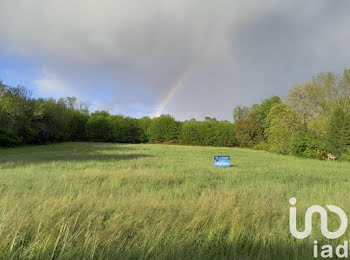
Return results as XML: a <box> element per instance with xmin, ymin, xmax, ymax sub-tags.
<box><xmin>0</xmin><ymin>142</ymin><xmax>350</xmax><ymax>259</ymax></box>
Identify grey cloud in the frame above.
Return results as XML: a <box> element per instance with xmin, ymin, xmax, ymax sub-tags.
<box><xmin>0</xmin><ymin>0</ymin><xmax>349</xmax><ymax>120</ymax></box>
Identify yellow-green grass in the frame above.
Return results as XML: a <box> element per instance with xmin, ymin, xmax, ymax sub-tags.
<box><xmin>0</xmin><ymin>142</ymin><xmax>349</xmax><ymax>259</ymax></box>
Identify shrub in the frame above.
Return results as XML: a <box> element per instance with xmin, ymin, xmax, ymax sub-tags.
<box><xmin>253</xmin><ymin>141</ymin><xmax>269</xmax><ymax>151</ymax></box>
<box><xmin>110</xmin><ymin>116</ymin><xmax>143</xmax><ymax>143</ymax></box>
<box><xmin>265</xmin><ymin>104</ymin><xmax>302</xmax><ymax>154</ymax></box>
<box><xmin>180</xmin><ymin>120</ymin><xmax>236</xmax><ymax>147</ymax></box>
<box><xmin>85</xmin><ymin>111</ymin><xmax>114</xmax><ymax>142</ymax></box>
<box><xmin>234</xmin><ymin>115</ymin><xmax>264</xmax><ymax>148</ymax></box>
<box><xmin>180</xmin><ymin>121</ymin><xmax>203</xmax><ymax>145</ymax></box>
<box><xmin>138</xmin><ymin>116</ymin><xmax>152</xmax><ymax>143</ymax></box>
<box><xmin>338</xmin><ymin>152</ymin><xmax>350</xmax><ymax>162</ymax></box>
<box><xmin>212</xmin><ymin>121</ymin><xmax>236</xmax><ymax>147</ymax></box>
<box><xmin>148</xmin><ymin>114</ymin><xmax>180</xmax><ymax>143</ymax></box>
<box><xmin>290</xmin><ymin>127</ymin><xmax>324</xmax><ymax>158</ymax></box>
<box><xmin>325</xmin><ymin>107</ymin><xmax>350</xmax><ymax>157</ymax></box>
<box><xmin>69</xmin><ymin>110</ymin><xmax>89</xmax><ymax>140</ymax></box>
<box><xmin>252</xmin><ymin>96</ymin><xmax>281</xmax><ymax>127</ymax></box>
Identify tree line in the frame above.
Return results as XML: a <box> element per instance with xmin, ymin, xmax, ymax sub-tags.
<box><xmin>0</xmin><ymin>82</ymin><xmax>236</xmax><ymax>148</ymax></box>
<box><xmin>1</xmin><ymin>69</ymin><xmax>350</xmax><ymax>160</ymax></box>
<box><xmin>233</xmin><ymin>69</ymin><xmax>350</xmax><ymax>160</ymax></box>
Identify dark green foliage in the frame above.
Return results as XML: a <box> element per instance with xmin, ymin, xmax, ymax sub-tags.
<box><xmin>204</xmin><ymin>116</ymin><xmax>217</xmax><ymax>122</ymax></box>
<box><xmin>31</xmin><ymin>98</ymin><xmax>88</xmax><ymax>144</ymax></box>
<box><xmin>85</xmin><ymin>113</ymin><xmax>148</xmax><ymax>143</ymax></box>
<box><xmin>0</xmin><ymin>82</ymin><xmax>157</xmax><ymax>146</ymax></box>
<box><xmin>208</xmin><ymin>121</ymin><xmax>237</xmax><ymax>147</ymax></box>
<box><xmin>180</xmin><ymin>120</ymin><xmax>236</xmax><ymax>147</ymax></box>
<box><xmin>3</xmin><ymin>68</ymin><xmax>350</xmax><ymax>161</ymax></box>
<box><xmin>290</xmin><ymin>127</ymin><xmax>324</xmax><ymax>158</ymax></box>
<box><xmin>33</xmin><ymin>98</ymin><xmax>71</xmax><ymax>142</ymax></box>
<box><xmin>251</xmin><ymin>96</ymin><xmax>281</xmax><ymax>127</ymax></box>
<box><xmin>138</xmin><ymin>116</ymin><xmax>152</xmax><ymax>143</ymax></box>
<box><xmin>0</xmin><ymin>82</ymin><xmax>89</xmax><ymax>146</ymax></box>
<box><xmin>180</xmin><ymin>121</ymin><xmax>203</xmax><ymax>145</ymax></box>
<box><xmin>325</xmin><ymin>107</ymin><xmax>350</xmax><ymax>156</ymax></box>
<box><xmin>148</xmin><ymin>114</ymin><xmax>180</xmax><ymax>143</ymax></box>
<box><xmin>232</xmin><ymin>96</ymin><xmax>281</xmax><ymax>149</ymax></box>
<box><xmin>85</xmin><ymin>111</ymin><xmax>114</xmax><ymax>142</ymax></box>
<box><xmin>69</xmin><ymin>110</ymin><xmax>89</xmax><ymax>140</ymax></box>
<box><xmin>111</xmin><ymin>115</ymin><xmax>144</xmax><ymax>143</ymax></box>
<box><xmin>0</xmin><ymin>83</ymin><xmax>35</xmax><ymax>146</ymax></box>
<box><xmin>234</xmin><ymin>115</ymin><xmax>264</xmax><ymax>148</ymax></box>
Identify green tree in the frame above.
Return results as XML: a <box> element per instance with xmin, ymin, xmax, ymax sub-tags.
<box><xmin>265</xmin><ymin>104</ymin><xmax>302</xmax><ymax>154</ymax></box>
<box><xmin>180</xmin><ymin>121</ymin><xmax>203</xmax><ymax>145</ymax></box>
<box><xmin>311</xmin><ymin>69</ymin><xmax>350</xmax><ymax>112</ymax></box>
<box><xmin>180</xmin><ymin>120</ymin><xmax>236</xmax><ymax>147</ymax></box>
<box><xmin>204</xmin><ymin>116</ymin><xmax>217</xmax><ymax>122</ymax></box>
<box><xmin>110</xmin><ymin>115</ymin><xmax>143</xmax><ymax>143</ymax></box>
<box><xmin>69</xmin><ymin>110</ymin><xmax>89</xmax><ymax>140</ymax></box>
<box><xmin>290</xmin><ymin>126</ymin><xmax>324</xmax><ymax>158</ymax></box>
<box><xmin>233</xmin><ymin>105</ymin><xmax>250</xmax><ymax>122</ymax></box>
<box><xmin>148</xmin><ymin>114</ymin><xmax>180</xmax><ymax>143</ymax></box>
<box><xmin>213</xmin><ymin>121</ymin><xmax>237</xmax><ymax>147</ymax></box>
<box><xmin>234</xmin><ymin>114</ymin><xmax>264</xmax><ymax>148</ymax></box>
<box><xmin>251</xmin><ymin>96</ymin><xmax>281</xmax><ymax>125</ymax></box>
<box><xmin>138</xmin><ymin>116</ymin><xmax>152</xmax><ymax>143</ymax></box>
<box><xmin>31</xmin><ymin>98</ymin><xmax>72</xmax><ymax>143</ymax></box>
<box><xmin>0</xmin><ymin>83</ymin><xmax>35</xmax><ymax>146</ymax></box>
<box><xmin>284</xmin><ymin>82</ymin><xmax>324</xmax><ymax>125</ymax></box>
<box><xmin>85</xmin><ymin>111</ymin><xmax>114</xmax><ymax>142</ymax></box>
<box><xmin>325</xmin><ymin>107</ymin><xmax>350</xmax><ymax>156</ymax></box>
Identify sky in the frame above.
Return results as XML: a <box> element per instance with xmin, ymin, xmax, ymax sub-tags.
<box><xmin>0</xmin><ymin>0</ymin><xmax>350</xmax><ymax>121</ymax></box>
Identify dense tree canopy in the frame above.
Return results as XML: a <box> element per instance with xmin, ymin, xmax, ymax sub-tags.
<box><xmin>180</xmin><ymin>120</ymin><xmax>236</xmax><ymax>147</ymax></box>
<box><xmin>2</xmin><ymin>68</ymin><xmax>350</xmax><ymax>160</ymax></box>
<box><xmin>147</xmin><ymin>114</ymin><xmax>180</xmax><ymax>143</ymax></box>
<box><xmin>326</xmin><ymin>106</ymin><xmax>350</xmax><ymax>156</ymax></box>
<box><xmin>265</xmin><ymin>104</ymin><xmax>302</xmax><ymax>154</ymax></box>
<box><xmin>234</xmin><ymin>114</ymin><xmax>263</xmax><ymax>148</ymax></box>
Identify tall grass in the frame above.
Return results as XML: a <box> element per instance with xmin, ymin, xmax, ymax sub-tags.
<box><xmin>0</xmin><ymin>142</ymin><xmax>349</xmax><ymax>259</ymax></box>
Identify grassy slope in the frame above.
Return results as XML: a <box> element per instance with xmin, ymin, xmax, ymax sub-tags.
<box><xmin>0</xmin><ymin>142</ymin><xmax>349</xmax><ymax>259</ymax></box>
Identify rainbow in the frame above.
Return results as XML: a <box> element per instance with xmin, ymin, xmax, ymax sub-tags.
<box><xmin>152</xmin><ymin>66</ymin><xmax>195</xmax><ymax>118</ymax></box>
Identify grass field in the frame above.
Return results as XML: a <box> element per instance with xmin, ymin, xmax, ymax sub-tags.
<box><xmin>1</xmin><ymin>142</ymin><xmax>350</xmax><ymax>259</ymax></box>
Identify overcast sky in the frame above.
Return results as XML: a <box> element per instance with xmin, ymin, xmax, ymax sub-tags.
<box><xmin>0</xmin><ymin>0</ymin><xmax>349</xmax><ymax>121</ymax></box>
